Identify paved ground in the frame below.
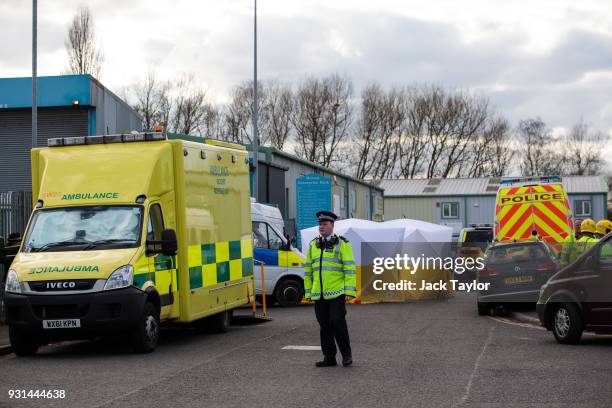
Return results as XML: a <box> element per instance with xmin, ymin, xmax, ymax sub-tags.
<box><xmin>1</xmin><ymin>293</ymin><xmax>611</xmax><ymax>408</ymax></box>
<box><xmin>0</xmin><ymin>325</ymin><xmax>9</xmax><ymax>354</ymax></box>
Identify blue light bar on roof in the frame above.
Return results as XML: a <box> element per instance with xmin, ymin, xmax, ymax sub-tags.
<box><xmin>500</xmin><ymin>175</ymin><xmax>561</xmax><ymax>185</ymax></box>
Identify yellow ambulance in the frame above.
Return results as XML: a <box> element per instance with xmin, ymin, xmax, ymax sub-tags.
<box><xmin>494</xmin><ymin>176</ymin><xmax>573</xmax><ymax>251</ymax></box>
<box><xmin>4</xmin><ymin>132</ymin><xmax>254</xmax><ymax>356</ymax></box>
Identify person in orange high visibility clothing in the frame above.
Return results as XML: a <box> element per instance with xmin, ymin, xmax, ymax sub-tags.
<box><xmin>304</xmin><ymin>210</ymin><xmax>356</xmax><ymax>367</ymax></box>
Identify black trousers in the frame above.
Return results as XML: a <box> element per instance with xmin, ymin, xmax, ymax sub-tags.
<box><xmin>314</xmin><ymin>295</ymin><xmax>352</xmax><ymax>359</ymax></box>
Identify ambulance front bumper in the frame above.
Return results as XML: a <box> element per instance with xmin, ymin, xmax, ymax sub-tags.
<box><xmin>5</xmin><ymin>287</ymin><xmax>147</xmax><ymax>340</ymax></box>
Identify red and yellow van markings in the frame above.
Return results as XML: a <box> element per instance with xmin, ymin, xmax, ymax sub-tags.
<box><xmin>495</xmin><ymin>182</ymin><xmax>572</xmax><ymax>247</ymax></box>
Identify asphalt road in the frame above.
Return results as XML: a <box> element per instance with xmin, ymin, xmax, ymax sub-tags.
<box><xmin>1</xmin><ymin>293</ymin><xmax>611</xmax><ymax>408</ymax></box>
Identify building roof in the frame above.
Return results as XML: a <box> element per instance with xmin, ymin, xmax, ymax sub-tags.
<box><xmin>248</xmin><ymin>145</ymin><xmax>384</xmax><ymax>192</ymax></box>
<box><xmin>0</xmin><ymin>74</ymin><xmax>140</xmax><ymax>118</ymax></box>
<box><xmin>378</xmin><ymin>176</ymin><xmax>608</xmax><ymax>197</ymax></box>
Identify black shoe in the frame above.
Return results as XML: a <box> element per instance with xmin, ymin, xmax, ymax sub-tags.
<box><xmin>315</xmin><ymin>358</ymin><xmax>337</xmax><ymax>367</ymax></box>
<box><xmin>342</xmin><ymin>356</ymin><xmax>352</xmax><ymax>367</ymax></box>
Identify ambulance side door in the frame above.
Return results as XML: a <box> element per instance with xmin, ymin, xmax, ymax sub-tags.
<box><xmin>146</xmin><ymin>203</ymin><xmax>175</xmax><ymax>319</ymax></box>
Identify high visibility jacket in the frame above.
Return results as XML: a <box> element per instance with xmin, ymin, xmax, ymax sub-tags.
<box><xmin>304</xmin><ymin>235</ymin><xmax>356</xmax><ymax>300</ymax></box>
<box><xmin>576</xmin><ymin>235</ymin><xmax>598</xmax><ymax>257</ymax></box>
<box><xmin>559</xmin><ymin>232</ymin><xmax>578</xmax><ymax>266</ymax></box>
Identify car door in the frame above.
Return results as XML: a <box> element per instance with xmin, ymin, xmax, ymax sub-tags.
<box><xmin>588</xmin><ymin>238</ymin><xmax>612</xmax><ymax>325</ymax></box>
<box><xmin>252</xmin><ymin>221</ymin><xmax>286</xmax><ymax>295</ymax></box>
<box><xmin>146</xmin><ymin>203</ymin><xmax>175</xmax><ymax>319</ymax></box>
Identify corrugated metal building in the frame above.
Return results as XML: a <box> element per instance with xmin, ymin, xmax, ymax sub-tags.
<box><xmin>251</xmin><ymin>146</ymin><xmax>384</xmax><ymax>236</ymax></box>
<box><xmin>379</xmin><ymin>176</ymin><xmax>609</xmax><ymax>232</ymax></box>
<box><xmin>0</xmin><ymin>75</ymin><xmax>142</xmax><ymax>191</ymax></box>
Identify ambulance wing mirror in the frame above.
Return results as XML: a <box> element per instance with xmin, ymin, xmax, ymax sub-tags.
<box><xmin>161</xmin><ymin>229</ymin><xmax>178</xmax><ymax>256</ymax></box>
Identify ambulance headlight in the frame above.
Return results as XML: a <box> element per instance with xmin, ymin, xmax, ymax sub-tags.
<box><xmin>104</xmin><ymin>265</ymin><xmax>134</xmax><ymax>291</ymax></box>
<box><xmin>5</xmin><ymin>269</ymin><xmax>21</xmax><ymax>294</ymax></box>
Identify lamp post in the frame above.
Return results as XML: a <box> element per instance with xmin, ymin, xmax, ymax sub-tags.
<box><xmin>32</xmin><ymin>0</ymin><xmax>37</xmax><ymax>149</ymax></box>
<box><xmin>252</xmin><ymin>0</ymin><xmax>258</xmax><ymax>200</ymax></box>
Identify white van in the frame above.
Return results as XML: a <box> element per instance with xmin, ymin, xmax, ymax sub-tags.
<box><xmin>251</xmin><ymin>201</ymin><xmax>306</xmax><ymax>307</ymax></box>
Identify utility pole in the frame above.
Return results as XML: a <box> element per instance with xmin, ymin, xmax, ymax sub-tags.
<box><xmin>252</xmin><ymin>0</ymin><xmax>259</xmax><ymax>200</ymax></box>
<box><xmin>32</xmin><ymin>0</ymin><xmax>37</xmax><ymax>149</ymax></box>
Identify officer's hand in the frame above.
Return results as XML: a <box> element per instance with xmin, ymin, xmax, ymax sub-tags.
<box><xmin>345</xmin><ymin>295</ymin><xmax>355</xmax><ymax>301</ymax></box>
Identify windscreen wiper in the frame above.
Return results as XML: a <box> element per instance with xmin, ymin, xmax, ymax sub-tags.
<box><xmin>30</xmin><ymin>240</ymin><xmax>87</xmax><ymax>252</ymax></box>
<box><xmin>83</xmin><ymin>239</ymin><xmax>136</xmax><ymax>250</ymax></box>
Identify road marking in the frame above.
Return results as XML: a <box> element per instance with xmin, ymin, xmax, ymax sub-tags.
<box><xmin>453</xmin><ymin>326</ymin><xmax>495</xmax><ymax>407</ymax></box>
<box><xmin>282</xmin><ymin>345</ymin><xmax>321</xmax><ymax>350</ymax></box>
<box><xmin>488</xmin><ymin>315</ymin><xmax>545</xmax><ymax>330</ymax></box>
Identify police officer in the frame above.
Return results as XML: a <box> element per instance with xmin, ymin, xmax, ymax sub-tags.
<box><xmin>304</xmin><ymin>211</ymin><xmax>356</xmax><ymax>367</ymax></box>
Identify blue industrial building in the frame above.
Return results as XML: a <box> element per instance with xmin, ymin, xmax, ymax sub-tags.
<box><xmin>0</xmin><ymin>74</ymin><xmax>141</xmax><ymax>191</ymax></box>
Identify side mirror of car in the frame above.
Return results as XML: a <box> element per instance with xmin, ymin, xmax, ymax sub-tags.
<box><xmin>147</xmin><ymin>229</ymin><xmax>178</xmax><ymax>256</ymax></box>
<box><xmin>161</xmin><ymin>229</ymin><xmax>178</xmax><ymax>256</ymax></box>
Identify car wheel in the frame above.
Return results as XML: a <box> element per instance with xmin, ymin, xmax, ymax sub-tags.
<box><xmin>552</xmin><ymin>303</ymin><xmax>583</xmax><ymax>344</ymax></box>
<box><xmin>131</xmin><ymin>301</ymin><xmax>160</xmax><ymax>353</ymax></box>
<box><xmin>209</xmin><ymin>309</ymin><xmax>232</xmax><ymax>333</ymax></box>
<box><xmin>9</xmin><ymin>326</ymin><xmax>40</xmax><ymax>357</ymax></box>
<box><xmin>477</xmin><ymin>301</ymin><xmax>490</xmax><ymax>316</ymax></box>
<box><xmin>275</xmin><ymin>279</ymin><xmax>304</xmax><ymax>307</ymax></box>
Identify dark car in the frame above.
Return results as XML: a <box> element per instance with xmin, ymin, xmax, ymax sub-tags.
<box><xmin>477</xmin><ymin>241</ymin><xmax>559</xmax><ymax>315</ymax></box>
<box><xmin>537</xmin><ymin>234</ymin><xmax>612</xmax><ymax>344</ymax></box>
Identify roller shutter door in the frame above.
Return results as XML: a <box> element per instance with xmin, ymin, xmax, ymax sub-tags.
<box><xmin>0</xmin><ymin>107</ymin><xmax>89</xmax><ymax>191</ymax></box>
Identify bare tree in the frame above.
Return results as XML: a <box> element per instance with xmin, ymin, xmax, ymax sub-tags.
<box><xmin>354</xmin><ymin>83</ymin><xmax>403</xmax><ymax>179</ymax></box>
<box><xmin>200</xmin><ymin>103</ymin><xmax>223</xmax><ymax>138</ymax></box>
<box><xmin>398</xmin><ymin>86</ymin><xmax>429</xmax><ymax>179</ymax></box>
<box><xmin>560</xmin><ymin>119</ymin><xmax>609</xmax><ymax>176</ymax></box>
<box><xmin>224</xmin><ymin>81</ymin><xmax>270</xmax><ymax>145</ymax></box>
<box><xmin>170</xmin><ymin>75</ymin><xmax>208</xmax><ymax>136</ymax></box>
<box><xmin>131</xmin><ymin>69</ymin><xmax>171</xmax><ymax>130</ymax></box>
<box><xmin>465</xmin><ymin>116</ymin><xmax>515</xmax><ymax>177</ymax></box>
<box><xmin>518</xmin><ymin>118</ymin><xmax>564</xmax><ymax>176</ymax></box>
<box><xmin>292</xmin><ymin>74</ymin><xmax>353</xmax><ymax>168</ymax></box>
<box><xmin>266</xmin><ymin>81</ymin><xmax>293</xmax><ymax>149</ymax></box>
<box><xmin>65</xmin><ymin>5</ymin><xmax>104</xmax><ymax>78</ymax></box>
<box><xmin>395</xmin><ymin>85</ymin><xmax>494</xmax><ymax>179</ymax></box>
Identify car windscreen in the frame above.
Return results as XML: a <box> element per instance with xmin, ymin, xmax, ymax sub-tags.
<box><xmin>23</xmin><ymin>205</ymin><xmax>143</xmax><ymax>252</ymax></box>
<box><xmin>464</xmin><ymin>230</ymin><xmax>493</xmax><ymax>243</ymax></box>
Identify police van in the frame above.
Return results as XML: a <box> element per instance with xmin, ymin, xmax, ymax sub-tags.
<box><xmin>4</xmin><ymin>132</ymin><xmax>254</xmax><ymax>355</ymax></box>
<box><xmin>494</xmin><ymin>176</ymin><xmax>573</xmax><ymax>251</ymax></box>
<box><xmin>251</xmin><ymin>201</ymin><xmax>306</xmax><ymax>307</ymax></box>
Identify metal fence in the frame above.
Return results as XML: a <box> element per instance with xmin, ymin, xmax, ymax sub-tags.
<box><xmin>0</xmin><ymin>191</ymin><xmax>32</xmax><ymax>240</ymax></box>
<box><xmin>0</xmin><ymin>191</ymin><xmax>32</xmax><ymax>324</ymax></box>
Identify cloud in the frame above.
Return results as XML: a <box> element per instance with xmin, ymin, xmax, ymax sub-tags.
<box><xmin>1</xmin><ymin>0</ymin><xmax>611</xmax><ymax>158</ymax></box>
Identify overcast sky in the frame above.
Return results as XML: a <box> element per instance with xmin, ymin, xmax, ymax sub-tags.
<box><xmin>2</xmin><ymin>0</ymin><xmax>612</xmax><ymax>156</ymax></box>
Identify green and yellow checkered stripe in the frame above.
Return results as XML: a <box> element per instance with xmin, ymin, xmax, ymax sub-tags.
<box><xmin>188</xmin><ymin>239</ymin><xmax>253</xmax><ymax>290</ymax></box>
<box><xmin>133</xmin><ymin>254</ymin><xmax>178</xmax><ymax>293</ymax></box>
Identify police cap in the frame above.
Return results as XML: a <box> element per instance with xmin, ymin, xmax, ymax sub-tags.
<box><xmin>316</xmin><ymin>211</ymin><xmax>338</xmax><ymax>223</ymax></box>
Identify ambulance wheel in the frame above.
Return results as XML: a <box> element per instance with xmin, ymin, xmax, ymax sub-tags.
<box><xmin>552</xmin><ymin>303</ymin><xmax>583</xmax><ymax>344</ymax></box>
<box><xmin>132</xmin><ymin>301</ymin><xmax>159</xmax><ymax>353</ymax></box>
<box><xmin>477</xmin><ymin>301</ymin><xmax>490</xmax><ymax>316</ymax></box>
<box><xmin>9</xmin><ymin>326</ymin><xmax>40</xmax><ymax>357</ymax></box>
<box><xmin>209</xmin><ymin>309</ymin><xmax>232</xmax><ymax>333</ymax></box>
<box><xmin>275</xmin><ymin>278</ymin><xmax>304</xmax><ymax>307</ymax></box>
